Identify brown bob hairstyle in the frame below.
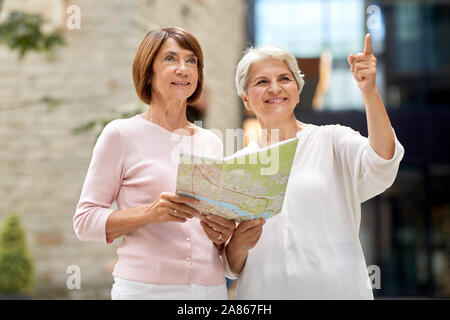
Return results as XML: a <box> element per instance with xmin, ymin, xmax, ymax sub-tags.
<box><xmin>132</xmin><ymin>27</ymin><xmax>204</xmax><ymax>105</ymax></box>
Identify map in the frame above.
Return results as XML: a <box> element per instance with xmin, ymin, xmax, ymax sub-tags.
<box><xmin>175</xmin><ymin>137</ymin><xmax>298</xmax><ymax>221</ymax></box>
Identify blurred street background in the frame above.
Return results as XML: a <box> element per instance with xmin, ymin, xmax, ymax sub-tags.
<box><xmin>0</xmin><ymin>0</ymin><xmax>448</xmax><ymax>299</ymax></box>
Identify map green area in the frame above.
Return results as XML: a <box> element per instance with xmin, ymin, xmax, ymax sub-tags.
<box><xmin>176</xmin><ymin>138</ymin><xmax>298</xmax><ymax>221</ymax></box>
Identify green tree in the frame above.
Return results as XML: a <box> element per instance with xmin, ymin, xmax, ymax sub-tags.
<box><xmin>0</xmin><ymin>213</ymin><xmax>34</xmax><ymax>296</ymax></box>
<box><xmin>0</xmin><ymin>11</ymin><xmax>65</xmax><ymax>59</ymax></box>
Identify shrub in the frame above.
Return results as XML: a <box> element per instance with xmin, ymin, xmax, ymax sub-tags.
<box><xmin>0</xmin><ymin>213</ymin><xmax>34</xmax><ymax>296</ymax></box>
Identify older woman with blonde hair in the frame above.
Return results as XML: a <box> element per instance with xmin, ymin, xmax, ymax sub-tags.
<box><xmin>226</xmin><ymin>34</ymin><xmax>404</xmax><ymax>299</ymax></box>
<box><xmin>74</xmin><ymin>27</ymin><xmax>235</xmax><ymax>299</ymax></box>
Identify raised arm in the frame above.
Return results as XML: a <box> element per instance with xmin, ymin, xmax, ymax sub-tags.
<box><xmin>348</xmin><ymin>33</ymin><xmax>395</xmax><ymax>160</ymax></box>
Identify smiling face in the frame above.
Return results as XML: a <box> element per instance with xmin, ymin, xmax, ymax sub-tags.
<box><xmin>150</xmin><ymin>37</ymin><xmax>199</xmax><ymax>104</ymax></box>
<box><xmin>241</xmin><ymin>58</ymin><xmax>300</xmax><ymax>125</ymax></box>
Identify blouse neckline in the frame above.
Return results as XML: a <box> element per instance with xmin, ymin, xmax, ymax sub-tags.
<box><xmin>135</xmin><ymin>114</ymin><xmax>201</xmax><ymax>138</ymax></box>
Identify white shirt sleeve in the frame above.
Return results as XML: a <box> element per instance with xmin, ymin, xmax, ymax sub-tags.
<box><xmin>331</xmin><ymin>124</ymin><xmax>405</xmax><ymax>203</ymax></box>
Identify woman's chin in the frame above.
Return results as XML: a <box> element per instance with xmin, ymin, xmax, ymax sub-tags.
<box><xmin>170</xmin><ymin>90</ymin><xmax>196</xmax><ymax>101</ymax></box>
<box><xmin>263</xmin><ymin>107</ymin><xmax>294</xmax><ymax>118</ymax></box>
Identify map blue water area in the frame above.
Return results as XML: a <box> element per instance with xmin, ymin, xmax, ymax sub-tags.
<box><xmin>178</xmin><ymin>191</ymin><xmax>269</xmax><ymax>220</ymax></box>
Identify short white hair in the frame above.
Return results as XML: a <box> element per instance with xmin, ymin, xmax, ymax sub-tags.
<box><xmin>235</xmin><ymin>45</ymin><xmax>305</xmax><ymax>97</ymax></box>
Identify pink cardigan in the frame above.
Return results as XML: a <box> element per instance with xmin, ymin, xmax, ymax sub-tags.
<box><xmin>74</xmin><ymin>115</ymin><xmax>226</xmax><ymax>285</ymax></box>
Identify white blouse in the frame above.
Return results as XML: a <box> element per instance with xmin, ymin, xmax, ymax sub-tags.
<box><xmin>234</xmin><ymin>124</ymin><xmax>404</xmax><ymax>299</ymax></box>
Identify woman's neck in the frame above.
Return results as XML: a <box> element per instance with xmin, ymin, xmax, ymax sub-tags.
<box><xmin>141</xmin><ymin>97</ymin><xmax>195</xmax><ymax>135</ymax></box>
<box><xmin>257</xmin><ymin>116</ymin><xmax>306</xmax><ymax>148</ymax></box>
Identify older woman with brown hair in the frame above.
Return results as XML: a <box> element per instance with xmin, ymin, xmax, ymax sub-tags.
<box><xmin>73</xmin><ymin>27</ymin><xmax>235</xmax><ymax>299</ymax></box>
<box><xmin>226</xmin><ymin>34</ymin><xmax>405</xmax><ymax>299</ymax></box>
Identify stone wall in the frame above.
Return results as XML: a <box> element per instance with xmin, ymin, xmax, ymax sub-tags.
<box><xmin>0</xmin><ymin>0</ymin><xmax>246</xmax><ymax>299</ymax></box>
